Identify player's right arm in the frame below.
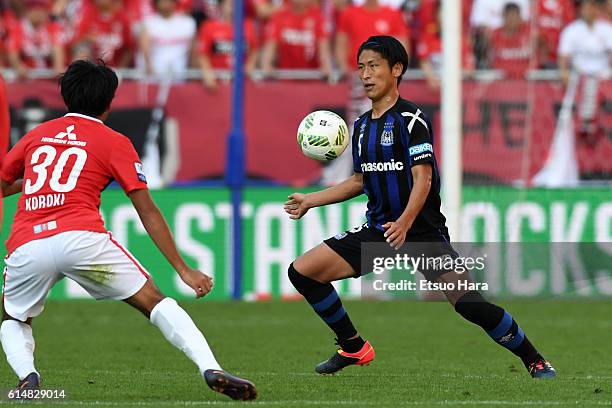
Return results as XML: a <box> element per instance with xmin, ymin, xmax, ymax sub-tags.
<box><xmin>284</xmin><ymin>173</ymin><xmax>363</xmax><ymax>220</ymax></box>
<box><xmin>0</xmin><ymin>131</ymin><xmax>27</xmax><ymax>195</ymax></box>
<box><xmin>129</xmin><ymin>189</ymin><xmax>213</xmax><ymax>298</ymax></box>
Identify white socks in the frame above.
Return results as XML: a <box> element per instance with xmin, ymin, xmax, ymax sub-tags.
<box><xmin>1</xmin><ymin>320</ymin><xmax>38</xmax><ymax>380</ymax></box>
<box><xmin>150</xmin><ymin>298</ymin><xmax>222</xmax><ymax>372</ymax></box>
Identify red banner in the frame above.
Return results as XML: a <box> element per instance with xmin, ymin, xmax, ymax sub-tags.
<box><xmin>5</xmin><ymin>79</ymin><xmax>612</xmax><ymax>184</ymax></box>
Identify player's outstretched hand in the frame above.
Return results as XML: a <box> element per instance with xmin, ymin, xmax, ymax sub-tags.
<box><xmin>180</xmin><ymin>268</ymin><xmax>213</xmax><ymax>298</ymax></box>
<box><xmin>382</xmin><ymin>220</ymin><xmax>411</xmax><ymax>250</ymax></box>
<box><xmin>284</xmin><ymin>193</ymin><xmax>310</xmax><ymax>220</ymax></box>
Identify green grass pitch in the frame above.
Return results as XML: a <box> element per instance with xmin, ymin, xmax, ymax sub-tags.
<box><xmin>0</xmin><ymin>300</ymin><xmax>610</xmax><ymax>407</ymax></box>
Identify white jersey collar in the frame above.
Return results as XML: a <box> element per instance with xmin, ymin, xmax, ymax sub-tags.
<box><xmin>64</xmin><ymin>113</ymin><xmax>103</xmax><ymax>124</ymax></box>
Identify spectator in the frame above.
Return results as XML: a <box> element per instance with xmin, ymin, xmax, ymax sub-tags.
<box><xmin>71</xmin><ymin>0</ymin><xmax>134</xmax><ymax>67</ymax></box>
<box><xmin>417</xmin><ymin>1</ymin><xmax>475</xmax><ymax>90</ymax></box>
<box><xmin>558</xmin><ymin>0</ymin><xmax>612</xmax><ymax>86</ymax></box>
<box><xmin>260</xmin><ymin>0</ymin><xmax>332</xmax><ymax>79</ymax></box>
<box><xmin>469</xmin><ymin>0</ymin><xmax>529</xmax><ymax>67</ymax></box>
<box><xmin>490</xmin><ymin>2</ymin><xmax>533</xmax><ymax>78</ymax></box>
<box><xmin>139</xmin><ymin>0</ymin><xmax>196</xmax><ymax>77</ymax></box>
<box><xmin>197</xmin><ymin>0</ymin><xmax>257</xmax><ymax>88</ymax></box>
<box><xmin>6</xmin><ymin>0</ymin><xmax>64</xmax><ymax>78</ymax></box>
<box><xmin>335</xmin><ymin>0</ymin><xmax>408</xmax><ymax>78</ymax></box>
<box><xmin>535</xmin><ymin>0</ymin><xmax>576</xmax><ymax>68</ymax></box>
<box><xmin>470</xmin><ymin>0</ymin><xmax>530</xmax><ymax>31</ymax></box>
<box><xmin>50</xmin><ymin>0</ymin><xmax>90</xmax><ymax>55</ymax></box>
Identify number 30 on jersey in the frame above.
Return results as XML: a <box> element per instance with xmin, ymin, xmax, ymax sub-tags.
<box><xmin>24</xmin><ymin>145</ymin><xmax>88</xmax><ymax>195</ymax></box>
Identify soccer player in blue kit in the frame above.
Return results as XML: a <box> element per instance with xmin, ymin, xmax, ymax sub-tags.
<box><xmin>284</xmin><ymin>36</ymin><xmax>556</xmax><ymax>379</ymax></box>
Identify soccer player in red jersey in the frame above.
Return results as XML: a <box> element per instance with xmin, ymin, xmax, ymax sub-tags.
<box><xmin>6</xmin><ymin>0</ymin><xmax>64</xmax><ymax>78</ymax></box>
<box><xmin>490</xmin><ymin>2</ymin><xmax>533</xmax><ymax>79</ymax></box>
<box><xmin>71</xmin><ymin>0</ymin><xmax>134</xmax><ymax>67</ymax></box>
<box><xmin>260</xmin><ymin>0</ymin><xmax>332</xmax><ymax>78</ymax></box>
<box><xmin>0</xmin><ymin>60</ymin><xmax>257</xmax><ymax>401</ymax></box>
<box><xmin>197</xmin><ymin>0</ymin><xmax>258</xmax><ymax>88</ymax></box>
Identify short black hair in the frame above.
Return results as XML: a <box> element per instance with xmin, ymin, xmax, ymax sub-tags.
<box><xmin>503</xmin><ymin>2</ymin><xmax>521</xmax><ymax>14</ymax></box>
<box><xmin>59</xmin><ymin>59</ymin><xmax>118</xmax><ymax>117</ymax></box>
<box><xmin>357</xmin><ymin>36</ymin><xmax>409</xmax><ymax>86</ymax></box>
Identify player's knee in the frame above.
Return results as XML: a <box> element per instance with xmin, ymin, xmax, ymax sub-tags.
<box><xmin>288</xmin><ymin>262</ymin><xmax>320</xmax><ymax>294</ymax></box>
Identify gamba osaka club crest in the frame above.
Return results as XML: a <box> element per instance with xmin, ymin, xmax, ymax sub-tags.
<box><xmin>381</xmin><ymin>122</ymin><xmax>394</xmax><ymax>146</ymax></box>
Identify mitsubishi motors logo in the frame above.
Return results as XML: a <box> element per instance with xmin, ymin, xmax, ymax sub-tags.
<box><xmin>55</xmin><ymin>125</ymin><xmax>77</xmax><ymax>140</ymax></box>
<box><xmin>42</xmin><ymin>125</ymin><xmax>86</xmax><ymax>146</ymax></box>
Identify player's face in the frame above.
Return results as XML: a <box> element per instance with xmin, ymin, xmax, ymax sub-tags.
<box><xmin>357</xmin><ymin>50</ymin><xmax>400</xmax><ymax>101</ymax></box>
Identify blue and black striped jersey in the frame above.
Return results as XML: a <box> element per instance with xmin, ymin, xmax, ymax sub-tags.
<box><xmin>352</xmin><ymin>97</ymin><xmax>447</xmax><ymax>236</ymax></box>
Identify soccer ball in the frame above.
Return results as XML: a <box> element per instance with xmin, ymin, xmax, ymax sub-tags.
<box><xmin>297</xmin><ymin>110</ymin><xmax>349</xmax><ymax>161</ymax></box>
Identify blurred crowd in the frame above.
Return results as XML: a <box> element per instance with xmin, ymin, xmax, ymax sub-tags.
<box><xmin>0</xmin><ymin>0</ymin><xmax>610</xmax><ymax>88</ymax></box>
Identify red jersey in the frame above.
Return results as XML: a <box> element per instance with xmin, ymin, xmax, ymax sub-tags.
<box><xmin>536</xmin><ymin>0</ymin><xmax>575</xmax><ymax>64</ymax></box>
<box><xmin>491</xmin><ymin>24</ymin><xmax>533</xmax><ymax>79</ymax></box>
<box><xmin>0</xmin><ymin>113</ymin><xmax>148</xmax><ymax>254</ymax></box>
<box><xmin>7</xmin><ymin>19</ymin><xmax>62</xmax><ymax>68</ymax></box>
<box><xmin>73</xmin><ymin>8</ymin><xmax>133</xmax><ymax>66</ymax></box>
<box><xmin>337</xmin><ymin>5</ymin><xmax>408</xmax><ymax>68</ymax></box>
<box><xmin>265</xmin><ymin>6</ymin><xmax>329</xmax><ymax>69</ymax></box>
<box><xmin>197</xmin><ymin>19</ymin><xmax>257</xmax><ymax>69</ymax></box>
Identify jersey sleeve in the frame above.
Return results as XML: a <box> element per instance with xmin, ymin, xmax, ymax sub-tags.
<box><xmin>109</xmin><ymin>136</ymin><xmax>148</xmax><ymax>194</ymax></box>
<box><xmin>0</xmin><ymin>134</ymin><xmax>27</xmax><ymax>184</ymax></box>
<box><xmin>197</xmin><ymin>23</ymin><xmax>210</xmax><ymax>55</ymax></box>
<box><xmin>403</xmin><ymin>110</ymin><xmax>434</xmax><ymax>167</ymax></box>
<box><xmin>352</xmin><ymin>118</ymin><xmax>363</xmax><ymax>173</ymax></box>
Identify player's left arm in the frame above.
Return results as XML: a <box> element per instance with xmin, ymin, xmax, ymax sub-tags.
<box><xmin>1</xmin><ymin>179</ymin><xmax>23</xmax><ymax>197</ymax></box>
<box><xmin>129</xmin><ymin>189</ymin><xmax>213</xmax><ymax>298</ymax></box>
<box><xmin>111</xmin><ymin>137</ymin><xmax>211</xmax><ymax>297</ymax></box>
<box><xmin>382</xmin><ymin>164</ymin><xmax>431</xmax><ymax>249</ymax></box>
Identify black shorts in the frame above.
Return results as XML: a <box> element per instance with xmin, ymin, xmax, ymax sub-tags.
<box><xmin>323</xmin><ymin>223</ymin><xmax>458</xmax><ymax>281</ymax></box>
